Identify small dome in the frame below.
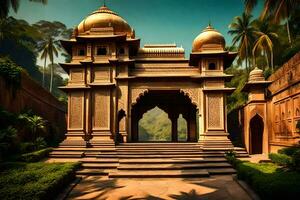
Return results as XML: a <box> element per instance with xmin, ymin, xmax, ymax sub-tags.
<box><xmin>249</xmin><ymin>67</ymin><xmax>265</xmax><ymax>82</ymax></box>
<box><xmin>77</xmin><ymin>5</ymin><xmax>134</xmax><ymax>38</ymax></box>
<box><xmin>192</xmin><ymin>25</ymin><xmax>225</xmax><ymax>52</ymax></box>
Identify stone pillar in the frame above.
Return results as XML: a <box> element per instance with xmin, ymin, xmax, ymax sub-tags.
<box><xmin>189</xmin><ymin>108</ymin><xmax>197</xmax><ymax>142</ymax></box>
<box><xmin>169</xmin><ymin>112</ymin><xmax>179</xmax><ymax>142</ymax></box>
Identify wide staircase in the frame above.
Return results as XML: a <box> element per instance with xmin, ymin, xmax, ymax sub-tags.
<box><xmin>49</xmin><ymin>141</ymin><xmax>248</xmax><ymax>178</ymax></box>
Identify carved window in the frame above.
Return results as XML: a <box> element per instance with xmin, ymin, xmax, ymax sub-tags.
<box><xmin>118</xmin><ymin>48</ymin><xmax>125</xmax><ymax>55</ymax></box>
<box><xmin>78</xmin><ymin>48</ymin><xmax>85</xmax><ymax>56</ymax></box>
<box><xmin>97</xmin><ymin>47</ymin><xmax>107</xmax><ymax>55</ymax></box>
<box><xmin>208</xmin><ymin>62</ymin><xmax>216</xmax><ymax>70</ymax></box>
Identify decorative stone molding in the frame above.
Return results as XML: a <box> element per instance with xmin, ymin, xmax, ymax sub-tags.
<box><xmin>131</xmin><ymin>88</ymin><xmax>149</xmax><ymax>105</ymax></box>
<box><xmin>180</xmin><ymin>88</ymin><xmax>200</xmax><ymax>108</ymax></box>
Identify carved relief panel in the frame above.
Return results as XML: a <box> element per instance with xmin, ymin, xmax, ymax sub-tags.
<box><xmin>180</xmin><ymin>88</ymin><xmax>200</xmax><ymax>108</ymax></box>
<box><xmin>206</xmin><ymin>93</ymin><xmax>224</xmax><ymax>130</ymax></box>
<box><xmin>92</xmin><ymin>89</ymin><xmax>110</xmax><ymax>130</ymax></box>
<box><xmin>93</xmin><ymin>67</ymin><xmax>111</xmax><ymax>83</ymax></box>
<box><xmin>131</xmin><ymin>88</ymin><xmax>149</xmax><ymax>105</ymax></box>
<box><xmin>68</xmin><ymin>92</ymin><xmax>84</xmax><ymax>130</ymax></box>
<box><xmin>274</xmin><ymin>103</ymin><xmax>280</xmax><ymax>136</ymax></box>
<box><xmin>69</xmin><ymin>69</ymin><xmax>85</xmax><ymax>85</ymax></box>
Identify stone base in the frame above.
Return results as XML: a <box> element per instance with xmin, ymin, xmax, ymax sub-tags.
<box><xmin>198</xmin><ymin>132</ymin><xmax>234</xmax><ymax>150</ymax></box>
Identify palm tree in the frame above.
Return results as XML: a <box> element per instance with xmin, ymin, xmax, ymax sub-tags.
<box><xmin>40</xmin><ymin>37</ymin><xmax>58</xmax><ymax>93</ymax></box>
<box><xmin>244</xmin><ymin>0</ymin><xmax>257</xmax><ymax>14</ymax></box>
<box><xmin>40</xmin><ymin>45</ymin><xmax>48</xmax><ymax>87</ymax></box>
<box><xmin>0</xmin><ymin>0</ymin><xmax>47</xmax><ymax>19</ymax></box>
<box><xmin>228</xmin><ymin>13</ymin><xmax>256</xmax><ymax>72</ymax></box>
<box><xmin>244</xmin><ymin>0</ymin><xmax>299</xmax><ymax>44</ymax></box>
<box><xmin>260</xmin><ymin>0</ymin><xmax>299</xmax><ymax>44</ymax></box>
<box><xmin>252</xmin><ymin>19</ymin><xmax>278</xmax><ymax>71</ymax></box>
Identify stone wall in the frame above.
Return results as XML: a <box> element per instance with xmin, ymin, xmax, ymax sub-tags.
<box><xmin>267</xmin><ymin>52</ymin><xmax>300</xmax><ymax>152</ymax></box>
<box><xmin>0</xmin><ymin>72</ymin><xmax>67</xmax><ymax>140</ymax></box>
<box><xmin>239</xmin><ymin>52</ymin><xmax>300</xmax><ymax>154</ymax></box>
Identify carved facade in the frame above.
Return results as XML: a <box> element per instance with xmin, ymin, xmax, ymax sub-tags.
<box><xmin>242</xmin><ymin>52</ymin><xmax>300</xmax><ymax>154</ymax></box>
<box><xmin>60</xmin><ymin>5</ymin><xmax>236</xmax><ymax>147</ymax></box>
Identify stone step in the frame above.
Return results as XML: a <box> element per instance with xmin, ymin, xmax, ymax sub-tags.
<box><xmin>82</xmin><ymin>163</ymin><xmax>119</xmax><ymax>169</ymax></box>
<box><xmin>109</xmin><ymin>169</ymin><xmax>210</xmax><ymax>178</ymax></box>
<box><xmin>48</xmin><ymin>154</ymin><xmax>84</xmax><ymax>158</ymax></box>
<box><xmin>117</xmin><ymin>145</ymin><xmax>200</xmax><ymax>147</ymax></box>
<box><xmin>118</xmin><ymin>143</ymin><xmax>198</xmax><ymax>145</ymax></box>
<box><xmin>104</xmin><ymin>152</ymin><xmax>216</xmax><ymax>155</ymax></box>
<box><xmin>49</xmin><ymin>151</ymin><xmax>85</xmax><ymax>158</ymax></box>
<box><xmin>97</xmin><ymin>154</ymin><xmax>226</xmax><ymax>159</ymax></box>
<box><xmin>202</xmin><ymin>147</ymin><xmax>236</xmax><ymax>151</ymax></box>
<box><xmin>116</xmin><ymin>148</ymin><xmax>201</xmax><ymax>151</ymax></box>
<box><xmin>53</xmin><ymin>148</ymin><xmax>116</xmax><ymax>152</ymax></box>
<box><xmin>117</xmin><ymin>162</ymin><xmax>232</xmax><ymax>170</ymax></box>
<box><xmin>119</xmin><ymin>158</ymin><xmax>227</xmax><ymax>164</ymax></box>
<box><xmin>81</xmin><ymin>158</ymin><xmax>119</xmax><ymax>163</ymax></box>
<box><xmin>208</xmin><ymin>168</ymin><xmax>237</xmax><ymax>175</ymax></box>
<box><xmin>76</xmin><ymin>169</ymin><xmax>110</xmax><ymax>176</ymax></box>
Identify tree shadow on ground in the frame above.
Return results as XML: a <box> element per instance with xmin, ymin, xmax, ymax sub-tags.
<box><xmin>67</xmin><ymin>177</ymin><xmax>124</xmax><ymax>200</ymax></box>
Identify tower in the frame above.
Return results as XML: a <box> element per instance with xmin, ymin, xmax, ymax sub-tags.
<box><xmin>189</xmin><ymin>25</ymin><xmax>237</xmax><ymax>149</ymax></box>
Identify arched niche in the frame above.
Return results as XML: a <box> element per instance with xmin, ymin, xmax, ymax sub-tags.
<box><xmin>249</xmin><ymin>114</ymin><xmax>264</xmax><ymax>154</ymax></box>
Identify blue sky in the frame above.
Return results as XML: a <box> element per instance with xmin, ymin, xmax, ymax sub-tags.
<box><xmin>11</xmin><ymin>0</ymin><xmax>262</xmax><ymax>64</ymax></box>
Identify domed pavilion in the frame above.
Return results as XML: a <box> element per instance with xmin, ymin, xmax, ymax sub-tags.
<box><xmin>59</xmin><ymin>4</ymin><xmax>237</xmax><ymax>148</ymax></box>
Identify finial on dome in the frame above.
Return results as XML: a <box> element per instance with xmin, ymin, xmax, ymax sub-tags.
<box><xmin>103</xmin><ymin>0</ymin><xmax>106</xmax><ymax>6</ymax></box>
<box><xmin>249</xmin><ymin>67</ymin><xmax>265</xmax><ymax>82</ymax></box>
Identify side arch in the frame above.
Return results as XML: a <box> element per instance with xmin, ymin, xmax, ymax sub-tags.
<box><xmin>249</xmin><ymin>114</ymin><xmax>264</xmax><ymax>154</ymax></box>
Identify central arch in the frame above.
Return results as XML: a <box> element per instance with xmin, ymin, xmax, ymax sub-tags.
<box><xmin>131</xmin><ymin>90</ymin><xmax>198</xmax><ymax>142</ymax></box>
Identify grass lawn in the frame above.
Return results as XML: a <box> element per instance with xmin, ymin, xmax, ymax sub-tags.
<box><xmin>0</xmin><ymin>162</ymin><xmax>80</xmax><ymax>200</ymax></box>
<box><xmin>236</xmin><ymin>162</ymin><xmax>300</xmax><ymax>200</ymax></box>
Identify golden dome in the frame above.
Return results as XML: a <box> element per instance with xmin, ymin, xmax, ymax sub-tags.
<box><xmin>77</xmin><ymin>5</ymin><xmax>134</xmax><ymax>38</ymax></box>
<box><xmin>192</xmin><ymin>25</ymin><xmax>225</xmax><ymax>52</ymax></box>
<box><xmin>249</xmin><ymin>67</ymin><xmax>265</xmax><ymax>82</ymax></box>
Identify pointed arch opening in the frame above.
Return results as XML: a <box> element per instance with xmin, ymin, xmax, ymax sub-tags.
<box><xmin>138</xmin><ymin>106</ymin><xmax>171</xmax><ymax>141</ymax></box>
<box><xmin>250</xmin><ymin>114</ymin><xmax>264</xmax><ymax>154</ymax></box>
<box><xmin>131</xmin><ymin>90</ymin><xmax>198</xmax><ymax>142</ymax></box>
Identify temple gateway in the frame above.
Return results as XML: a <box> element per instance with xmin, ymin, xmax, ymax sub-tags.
<box><xmin>60</xmin><ymin>5</ymin><xmax>237</xmax><ymax>149</ymax></box>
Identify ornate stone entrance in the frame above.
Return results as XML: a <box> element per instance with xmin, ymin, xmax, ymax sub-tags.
<box><xmin>59</xmin><ymin>4</ymin><xmax>237</xmax><ymax>149</ymax></box>
<box><xmin>130</xmin><ymin>90</ymin><xmax>197</xmax><ymax>142</ymax></box>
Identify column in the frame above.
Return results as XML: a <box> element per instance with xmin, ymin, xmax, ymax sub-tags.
<box><xmin>169</xmin><ymin>112</ymin><xmax>179</xmax><ymax>142</ymax></box>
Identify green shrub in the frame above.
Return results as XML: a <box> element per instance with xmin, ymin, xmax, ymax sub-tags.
<box><xmin>278</xmin><ymin>146</ymin><xmax>300</xmax><ymax>156</ymax></box>
<box><xmin>0</xmin><ymin>162</ymin><xmax>80</xmax><ymax>200</ymax></box>
<box><xmin>19</xmin><ymin>142</ymin><xmax>36</xmax><ymax>153</ymax></box>
<box><xmin>0</xmin><ymin>126</ymin><xmax>18</xmax><ymax>159</ymax></box>
<box><xmin>34</xmin><ymin>137</ymin><xmax>47</xmax><ymax>150</ymax></box>
<box><xmin>0</xmin><ymin>57</ymin><xmax>23</xmax><ymax>92</ymax></box>
<box><xmin>236</xmin><ymin>162</ymin><xmax>300</xmax><ymax>199</ymax></box>
<box><xmin>269</xmin><ymin>153</ymin><xmax>293</xmax><ymax>167</ymax></box>
<box><xmin>20</xmin><ymin>148</ymin><xmax>52</xmax><ymax>162</ymax></box>
<box><xmin>225</xmin><ymin>150</ymin><xmax>239</xmax><ymax>167</ymax></box>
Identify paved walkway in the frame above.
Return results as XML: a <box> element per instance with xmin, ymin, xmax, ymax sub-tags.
<box><xmin>240</xmin><ymin>154</ymin><xmax>270</xmax><ymax>163</ymax></box>
<box><xmin>67</xmin><ymin>175</ymin><xmax>252</xmax><ymax>200</ymax></box>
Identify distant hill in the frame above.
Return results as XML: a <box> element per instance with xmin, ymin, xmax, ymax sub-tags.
<box><xmin>138</xmin><ymin>107</ymin><xmax>187</xmax><ymax>141</ymax></box>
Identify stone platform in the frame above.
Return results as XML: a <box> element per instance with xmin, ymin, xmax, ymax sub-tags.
<box><xmin>48</xmin><ymin>141</ymin><xmax>248</xmax><ymax>178</ymax></box>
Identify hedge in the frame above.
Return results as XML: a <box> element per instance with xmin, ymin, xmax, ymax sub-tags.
<box><xmin>278</xmin><ymin>146</ymin><xmax>300</xmax><ymax>156</ymax></box>
<box><xmin>19</xmin><ymin>148</ymin><xmax>52</xmax><ymax>162</ymax></box>
<box><xmin>269</xmin><ymin>153</ymin><xmax>292</xmax><ymax>167</ymax></box>
<box><xmin>236</xmin><ymin>162</ymin><xmax>300</xmax><ymax>199</ymax></box>
<box><xmin>0</xmin><ymin>162</ymin><xmax>80</xmax><ymax>200</ymax></box>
